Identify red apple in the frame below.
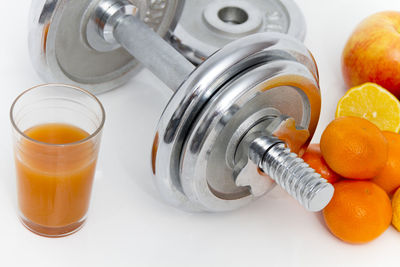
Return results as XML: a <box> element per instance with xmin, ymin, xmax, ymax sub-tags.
<box><xmin>342</xmin><ymin>11</ymin><xmax>400</xmax><ymax>98</ymax></box>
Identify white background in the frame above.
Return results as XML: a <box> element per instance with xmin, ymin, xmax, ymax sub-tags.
<box><xmin>1</xmin><ymin>0</ymin><xmax>399</xmax><ymax>266</ymax></box>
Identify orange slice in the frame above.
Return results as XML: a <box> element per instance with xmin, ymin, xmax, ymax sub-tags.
<box><xmin>336</xmin><ymin>83</ymin><xmax>400</xmax><ymax>132</ymax></box>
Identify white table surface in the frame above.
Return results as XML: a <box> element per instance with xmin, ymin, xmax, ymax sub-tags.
<box><xmin>1</xmin><ymin>0</ymin><xmax>400</xmax><ymax>266</ymax></box>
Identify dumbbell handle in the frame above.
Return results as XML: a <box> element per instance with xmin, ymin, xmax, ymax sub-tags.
<box><xmin>101</xmin><ymin>2</ymin><xmax>195</xmax><ymax>91</ymax></box>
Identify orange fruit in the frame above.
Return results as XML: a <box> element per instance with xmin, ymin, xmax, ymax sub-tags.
<box><xmin>391</xmin><ymin>187</ymin><xmax>400</xmax><ymax>231</ymax></box>
<box><xmin>323</xmin><ymin>180</ymin><xmax>392</xmax><ymax>244</ymax></box>
<box><xmin>336</xmin><ymin>83</ymin><xmax>400</xmax><ymax>132</ymax></box>
<box><xmin>302</xmin><ymin>144</ymin><xmax>341</xmax><ymax>184</ymax></box>
<box><xmin>372</xmin><ymin>131</ymin><xmax>400</xmax><ymax>195</ymax></box>
<box><xmin>320</xmin><ymin>116</ymin><xmax>388</xmax><ymax>179</ymax></box>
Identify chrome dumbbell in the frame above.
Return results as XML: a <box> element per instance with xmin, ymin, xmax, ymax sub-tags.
<box><xmin>29</xmin><ymin>0</ymin><xmax>333</xmax><ymax>212</ymax></box>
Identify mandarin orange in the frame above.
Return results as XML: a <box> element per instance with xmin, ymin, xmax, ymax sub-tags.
<box><xmin>323</xmin><ymin>180</ymin><xmax>392</xmax><ymax>243</ymax></box>
<box><xmin>372</xmin><ymin>131</ymin><xmax>400</xmax><ymax>195</ymax></box>
<box><xmin>302</xmin><ymin>144</ymin><xmax>341</xmax><ymax>184</ymax></box>
<box><xmin>320</xmin><ymin>116</ymin><xmax>388</xmax><ymax>179</ymax></box>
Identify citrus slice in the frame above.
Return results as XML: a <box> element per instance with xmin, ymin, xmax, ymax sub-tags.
<box><xmin>336</xmin><ymin>82</ymin><xmax>400</xmax><ymax>132</ymax></box>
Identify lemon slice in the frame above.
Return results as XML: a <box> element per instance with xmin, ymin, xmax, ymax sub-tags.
<box><xmin>336</xmin><ymin>82</ymin><xmax>400</xmax><ymax>132</ymax></box>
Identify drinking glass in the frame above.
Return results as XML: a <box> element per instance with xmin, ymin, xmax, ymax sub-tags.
<box><xmin>10</xmin><ymin>84</ymin><xmax>105</xmax><ymax>237</ymax></box>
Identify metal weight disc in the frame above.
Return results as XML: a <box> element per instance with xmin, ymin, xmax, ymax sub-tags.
<box><xmin>152</xmin><ymin>33</ymin><xmax>320</xmax><ymax>211</ymax></box>
<box><xmin>29</xmin><ymin>0</ymin><xmax>184</xmax><ymax>94</ymax></box>
<box><xmin>179</xmin><ymin>60</ymin><xmax>320</xmax><ymax>211</ymax></box>
<box><xmin>171</xmin><ymin>0</ymin><xmax>306</xmax><ymax>65</ymax></box>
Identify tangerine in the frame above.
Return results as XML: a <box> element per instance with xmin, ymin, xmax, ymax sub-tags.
<box><xmin>372</xmin><ymin>131</ymin><xmax>400</xmax><ymax>195</ymax></box>
<box><xmin>320</xmin><ymin>116</ymin><xmax>388</xmax><ymax>179</ymax></box>
<box><xmin>302</xmin><ymin>144</ymin><xmax>341</xmax><ymax>184</ymax></box>
<box><xmin>391</xmin><ymin>187</ymin><xmax>400</xmax><ymax>231</ymax></box>
<box><xmin>323</xmin><ymin>180</ymin><xmax>392</xmax><ymax>243</ymax></box>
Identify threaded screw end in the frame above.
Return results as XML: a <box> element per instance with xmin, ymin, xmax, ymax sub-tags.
<box><xmin>260</xmin><ymin>139</ymin><xmax>334</xmax><ymax>212</ymax></box>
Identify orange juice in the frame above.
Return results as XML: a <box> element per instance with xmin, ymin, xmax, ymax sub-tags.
<box><xmin>15</xmin><ymin>123</ymin><xmax>98</xmax><ymax>236</ymax></box>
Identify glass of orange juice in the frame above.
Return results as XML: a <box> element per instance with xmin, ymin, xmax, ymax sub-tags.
<box><xmin>10</xmin><ymin>84</ymin><xmax>105</xmax><ymax>237</ymax></box>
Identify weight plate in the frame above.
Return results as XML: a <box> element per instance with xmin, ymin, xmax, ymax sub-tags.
<box><xmin>29</xmin><ymin>0</ymin><xmax>184</xmax><ymax>94</ymax></box>
<box><xmin>152</xmin><ymin>33</ymin><xmax>320</xmax><ymax>212</ymax></box>
<box><xmin>180</xmin><ymin>60</ymin><xmax>320</xmax><ymax>212</ymax></box>
<box><xmin>171</xmin><ymin>0</ymin><xmax>306</xmax><ymax>65</ymax></box>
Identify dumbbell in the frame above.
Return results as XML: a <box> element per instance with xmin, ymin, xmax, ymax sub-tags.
<box><xmin>29</xmin><ymin>0</ymin><xmax>334</xmax><ymax>212</ymax></box>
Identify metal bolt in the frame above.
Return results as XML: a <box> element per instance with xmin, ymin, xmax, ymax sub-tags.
<box><xmin>249</xmin><ymin>136</ymin><xmax>334</xmax><ymax>212</ymax></box>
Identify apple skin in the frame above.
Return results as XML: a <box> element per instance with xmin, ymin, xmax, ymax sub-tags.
<box><xmin>342</xmin><ymin>11</ymin><xmax>400</xmax><ymax>98</ymax></box>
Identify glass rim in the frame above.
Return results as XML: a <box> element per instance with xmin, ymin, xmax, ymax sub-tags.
<box><xmin>10</xmin><ymin>83</ymin><xmax>106</xmax><ymax>147</ymax></box>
